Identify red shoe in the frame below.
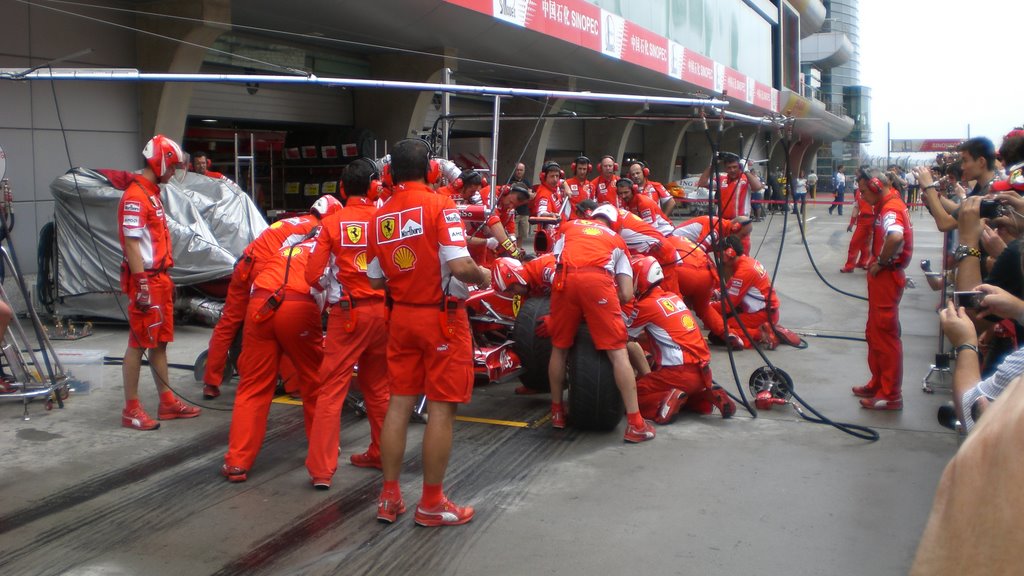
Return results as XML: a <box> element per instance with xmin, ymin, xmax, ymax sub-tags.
<box><xmin>706</xmin><ymin>388</ymin><xmax>736</xmax><ymax>419</ymax></box>
<box><xmin>725</xmin><ymin>333</ymin><xmax>745</xmax><ymax>350</ymax></box>
<box><xmin>860</xmin><ymin>396</ymin><xmax>903</xmax><ymax>411</ymax></box>
<box><xmin>773</xmin><ymin>325</ymin><xmax>802</xmax><ymax>348</ymax></box>
<box><xmin>851</xmin><ymin>385</ymin><xmax>877</xmax><ymax>398</ymax></box>
<box><xmin>221</xmin><ymin>464</ymin><xmax>248</xmax><ymax>483</ymax></box>
<box><xmin>122</xmin><ymin>406</ymin><xmax>160</xmax><ymax>430</ymax></box>
<box><xmin>158</xmin><ymin>399</ymin><xmax>201</xmax><ymax>420</ymax></box>
<box><xmin>758</xmin><ymin>322</ymin><xmax>779</xmax><ymax>350</ymax></box>
<box><xmin>414</xmin><ymin>497</ymin><xmax>475</xmax><ymax>527</ymax></box>
<box><xmin>654</xmin><ymin>389</ymin><xmax>687</xmax><ymax>425</ymax></box>
<box><xmin>551</xmin><ymin>409</ymin><xmax>567</xmax><ymax>429</ymax></box>
<box><xmin>624</xmin><ymin>419</ymin><xmax>656</xmax><ymax>443</ymax></box>
<box><xmin>350</xmin><ymin>451</ymin><xmax>383</xmax><ymax>470</ymax></box>
<box><xmin>377</xmin><ymin>492</ymin><xmax>406</xmax><ymax>523</ymax></box>
<box><xmin>840</xmin><ymin>266</ymin><xmax>854</xmax><ymax>274</ymax></box>
<box><xmin>203</xmin><ymin>384</ymin><xmax>220</xmax><ymax>399</ymax></box>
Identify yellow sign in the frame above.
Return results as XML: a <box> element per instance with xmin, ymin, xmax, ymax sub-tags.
<box><xmin>380</xmin><ymin>216</ymin><xmax>396</xmax><ymax>240</ymax></box>
<box><xmin>582</xmin><ymin>227</ymin><xmax>601</xmax><ymax>236</ymax></box>
<box><xmin>681</xmin><ymin>314</ymin><xmax>696</xmax><ymax>331</ymax></box>
<box><xmin>346</xmin><ymin>224</ymin><xmax>363</xmax><ymax>245</ymax></box>
<box><xmin>354</xmin><ymin>251</ymin><xmax>367</xmax><ymax>271</ymax></box>
<box><xmin>658</xmin><ymin>298</ymin><xmax>677</xmax><ymax>315</ymax></box>
<box><xmin>284</xmin><ymin>246</ymin><xmax>303</xmax><ymax>258</ymax></box>
<box><xmin>393</xmin><ymin>246</ymin><xmax>416</xmax><ymax>271</ymax></box>
<box><xmin>511</xmin><ymin>294</ymin><xmax>522</xmax><ymax>317</ymax></box>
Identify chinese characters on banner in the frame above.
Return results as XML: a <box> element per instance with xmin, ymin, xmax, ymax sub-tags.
<box><xmin>444</xmin><ymin>0</ymin><xmax>779</xmax><ymax>113</ymax></box>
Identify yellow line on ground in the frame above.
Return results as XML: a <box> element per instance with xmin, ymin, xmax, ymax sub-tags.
<box><xmin>271</xmin><ymin>395</ymin><xmax>532</xmax><ymax>428</ymax></box>
<box><xmin>455</xmin><ymin>415</ymin><xmax>530</xmax><ymax>428</ymax></box>
<box><xmin>272</xmin><ymin>395</ymin><xmax>304</xmax><ymax>406</ymax></box>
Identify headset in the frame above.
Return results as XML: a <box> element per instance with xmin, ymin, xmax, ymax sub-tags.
<box><xmin>600</xmin><ymin>155</ymin><xmax>620</xmax><ymax>174</ymax></box>
<box><xmin>353</xmin><ymin>157</ymin><xmax>380</xmax><ymax>181</ymax></box>
<box><xmin>720</xmin><ymin>235</ymin><xmax>743</xmax><ymax>259</ymax></box>
<box><xmin>857</xmin><ymin>167</ymin><xmax>885</xmax><ymax>195</ymax></box>
<box><xmin>629</xmin><ymin>160</ymin><xmax>650</xmax><ymax>178</ymax></box>
<box><xmin>540</xmin><ymin>161</ymin><xmax>564</xmax><ymax>182</ymax></box>
<box><xmin>394</xmin><ymin>138</ymin><xmax>441</xmax><ymax>184</ymax></box>
<box><xmin>453</xmin><ymin>169</ymin><xmax>487</xmax><ymax>190</ymax></box>
<box><xmin>615</xmin><ymin>177</ymin><xmax>638</xmax><ymax>195</ymax></box>
<box><xmin>571</xmin><ymin>155</ymin><xmax>591</xmax><ymax>174</ymax></box>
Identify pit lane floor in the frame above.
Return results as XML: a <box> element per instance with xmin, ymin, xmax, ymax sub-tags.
<box><xmin>0</xmin><ymin>203</ymin><xmax>956</xmax><ymax>576</ymax></box>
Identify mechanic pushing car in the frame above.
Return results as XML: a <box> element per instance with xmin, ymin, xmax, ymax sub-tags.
<box><xmin>548</xmin><ymin>204</ymin><xmax>656</xmax><ymax>443</ymax></box>
<box><xmin>365</xmin><ymin>138</ymin><xmax>492</xmax><ymax>527</ymax></box>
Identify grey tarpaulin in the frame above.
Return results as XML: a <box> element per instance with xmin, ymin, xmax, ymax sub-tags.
<box><xmin>50</xmin><ymin>168</ymin><xmax>267</xmax><ymax>319</ymax></box>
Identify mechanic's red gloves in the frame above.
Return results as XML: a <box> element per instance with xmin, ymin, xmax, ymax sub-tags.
<box><xmin>535</xmin><ymin>314</ymin><xmax>551</xmax><ymax>338</ymax></box>
<box><xmin>132</xmin><ymin>273</ymin><xmax>151</xmax><ymax>309</ymax></box>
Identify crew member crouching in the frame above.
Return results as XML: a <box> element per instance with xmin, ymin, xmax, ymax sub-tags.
<box><xmin>625</xmin><ymin>256</ymin><xmax>735</xmax><ymax>423</ymax></box>
<box><xmin>704</xmin><ymin>235</ymin><xmax>781</xmax><ymax>350</ymax></box>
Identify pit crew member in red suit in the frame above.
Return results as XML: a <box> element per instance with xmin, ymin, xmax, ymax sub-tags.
<box><xmin>564</xmin><ymin>155</ymin><xmax>594</xmax><ymax>214</ymax></box>
<box><xmin>616</xmin><ymin>177</ymin><xmax>673</xmax><ymax>235</ymax></box>
<box><xmin>852</xmin><ymin>169</ymin><xmax>913</xmax><ymax>410</ymax></box>
<box><xmin>201</xmin><ymin>201</ymin><xmax>334</xmax><ymax>399</ymax></box>
<box><xmin>302</xmin><ymin>159</ymin><xmax>391</xmax><ymax>488</ymax></box>
<box><xmin>841</xmin><ymin>185</ymin><xmax>875</xmax><ymax>272</ymax></box>
<box><xmin>704</xmin><ymin>235</ymin><xmax>781</xmax><ymax>350</ymax></box>
<box><xmin>531</xmin><ymin>161</ymin><xmax>568</xmax><ymax>222</ymax></box>
<box><xmin>366</xmin><ymin>139</ymin><xmax>492</xmax><ymax>527</ymax></box>
<box><xmin>547</xmin><ymin>204</ymin><xmax>656</xmax><ymax>442</ymax></box>
<box><xmin>673</xmin><ymin>214</ymin><xmax>753</xmax><ymax>256</ymax></box>
<box><xmin>625</xmin><ymin>256</ymin><xmax>735</xmax><ymax>423</ymax></box>
<box><xmin>696</xmin><ymin>152</ymin><xmax>763</xmax><ymax>220</ymax></box>
<box><xmin>221</xmin><ymin>225</ymin><xmax>327</xmax><ymax>482</ymax></box>
<box><xmin>627</xmin><ymin>161</ymin><xmax>675</xmax><ymax>216</ymax></box>
<box><xmin>118</xmin><ymin>134</ymin><xmax>200</xmax><ymax>430</ymax></box>
<box><xmin>590</xmin><ymin>155</ymin><xmax>621</xmax><ymax>208</ymax></box>
<box><xmin>603</xmin><ymin>205</ymin><xmax>681</xmax><ymax>296</ymax></box>
<box><xmin>665</xmin><ymin>234</ymin><xmax>723</xmax><ymax>337</ymax></box>
<box><xmin>191</xmin><ymin>150</ymin><xmax>225</xmax><ymax>179</ymax></box>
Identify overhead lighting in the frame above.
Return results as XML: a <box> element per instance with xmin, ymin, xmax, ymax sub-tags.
<box><xmin>201</xmin><ymin>118</ymin><xmax>218</xmax><ymax>123</ymax></box>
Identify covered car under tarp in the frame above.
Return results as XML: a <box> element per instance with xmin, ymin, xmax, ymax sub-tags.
<box><xmin>46</xmin><ymin>168</ymin><xmax>267</xmax><ymax>319</ymax></box>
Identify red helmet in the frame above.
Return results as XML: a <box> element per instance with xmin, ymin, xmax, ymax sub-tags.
<box><xmin>310</xmin><ymin>194</ymin><xmax>342</xmax><ymax>218</ymax></box>
<box><xmin>143</xmin><ymin>134</ymin><xmax>184</xmax><ymax>179</ymax></box>
<box><xmin>491</xmin><ymin>257</ymin><xmax>527</xmax><ymax>292</ymax></box>
<box><xmin>630</xmin><ymin>255</ymin><xmax>664</xmax><ymax>299</ymax></box>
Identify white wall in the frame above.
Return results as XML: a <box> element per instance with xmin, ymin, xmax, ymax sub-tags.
<box><xmin>0</xmin><ymin>1</ymin><xmax>140</xmax><ymax>274</ymax></box>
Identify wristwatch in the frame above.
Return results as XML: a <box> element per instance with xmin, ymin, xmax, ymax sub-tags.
<box><xmin>954</xmin><ymin>343</ymin><xmax>980</xmax><ymax>358</ymax></box>
<box><xmin>923</xmin><ymin>183</ymin><xmax>938</xmax><ymax>190</ymax></box>
<box><xmin>954</xmin><ymin>244</ymin><xmax>982</xmax><ymax>262</ymax></box>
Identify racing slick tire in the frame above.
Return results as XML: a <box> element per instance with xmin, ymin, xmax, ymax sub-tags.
<box><xmin>567</xmin><ymin>324</ymin><xmax>623</xmax><ymax>431</ymax></box>
<box><xmin>512</xmin><ymin>296</ymin><xmax>552</xmax><ymax>392</ymax></box>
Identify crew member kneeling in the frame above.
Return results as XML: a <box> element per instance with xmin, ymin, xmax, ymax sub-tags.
<box><xmin>625</xmin><ymin>256</ymin><xmax>735</xmax><ymax>423</ymax></box>
<box><xmin>705</xmin><ymin>235</ymin><xmax>781</xmax><ymax>350</ymax></box>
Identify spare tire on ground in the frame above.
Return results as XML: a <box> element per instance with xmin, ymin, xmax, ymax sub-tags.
<box><xmin>512</xmin><ymin>296</ymin><xmax>552</xmax><ymax>392</ymax></box>
<box><xmin>567</xmin><ymin>324</ymin><xmax>623</xmax><ymax>431</ymax></box>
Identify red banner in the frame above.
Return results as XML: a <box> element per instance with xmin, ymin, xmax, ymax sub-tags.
<box><xmin>682</xmin><ymin>49</ymin><xmax>715</xmax><ymax>91</ymax></box>
<box><xmin>621</xmin><ymin>21</ymin><xmax>669</xmax><ymax>73</ymax></box>
<box><xmin>721</xmin><ymin>67</ymin><xmax>748</xmax><ymax>101</ymax></box>
<box><xmin>753</xmin><ymin>81</ymin><xmax>775</xmax><ymax>112</ymax></box>
<box><xmin>530</xmin><ymin>0</ymin><xmax>602</xmax><ymax>52</ymax></box>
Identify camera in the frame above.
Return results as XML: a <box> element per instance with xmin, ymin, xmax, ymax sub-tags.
<box><xmin>953</xmin><ymin>290</ymin><xmax>985</xmax><ymax>310</ymax></box>
<box><xmin>979</xmin><ymin>198</ymin><xmax>1005</xmax><ymax>219</ymax></box>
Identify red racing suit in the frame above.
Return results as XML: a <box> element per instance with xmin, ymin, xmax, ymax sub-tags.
<box><xmin>672</xmin><ymin>215</ymin><xmax>734</xmax><ymax>254</ymax></box>
<box><xmin>366</xmin><ymin>182</ymin><xmax>475</xmax><ymax>403</ymax></box>
<box><xmin>865</xmin><ymin>189</ymin><xmax>913</xmax><ymax>401</ymax></box>
<box><xmin>616</xmin><ymin>209</ymin><xmax>681</xmax><ymax>295</ymax></box>
<box><xmin>303</xmin><ymin>197</ymin><xmax>390</xmax><ymax>481</ymax></box>
<box><xmin>717</xmin><ymin>174</ymin><xmax>751</xmax><ymax>220</ymax></box>
<box><xmin>637</xmin><ymin>179</ymin><xmax>671</xmax><ymax>210</ymax></box>
<box><xmin>845</xmin><ymin>189</ymin><xmax>874</xmax><ymax>269</ymax></box>
<box><xmin>118</xmin><ymin>175</ymin><xmax>175</xmax><ymax>349</ymax></box>
<box><xmin>564</xmin><ymin>177</ymin><xmax>594</xmax><ymax>214</ymax></box>
<box><xmin>549</xmin><ymin>219</ymin><xmax>632</xmax><ymax>351</ymax></box>
<box><xmin>706</xmin><ymin>254</ymin><xmax>780</xmax><ymax>348</ymax></box>
<box><xmin>623</xmin><ymin>192</ymin><xmax>674</xmax><ymax>235</ymax></box>
<box><xmin>203</xmin><ymin>215</ymin><xmax>319</xmax><ymax>387</ymax></box>
<box><xmin>224</xmin><ymin>236</ymin><xmax>326</xmax><ymax>474</ymax></box>
<box><xmin>666</xmin><ymin>235</ymin><xmax>722</xmax><ymax>336</ymax></box>
<box><xmin>626</xmin><ymin>287</ymin><xmax>717</xmax><ymax>419</ymax></box>
<box><xmin>590</xmin><ymin>174</ymin><xmax>620</xmax><ymax>208</ymax></box>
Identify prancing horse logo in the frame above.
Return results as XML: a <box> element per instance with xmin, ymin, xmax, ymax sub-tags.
<box><xmin>380</xmin><ymin>216</ymin><xmax>396</xmax><ymax>240</ymax></box>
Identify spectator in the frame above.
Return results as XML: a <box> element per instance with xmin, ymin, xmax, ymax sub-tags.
<box><xmin>828</xmin><ymin>165</ymin><xmax>846</xmax><ymax>216</ymax></box>
<box><xmin>509</xmin><ymin>162</ymin><xmax>532</xmax><ymax>240</ymax></box>
<box><xmin>791</xmin><ymin>171</ymin><xmax>807</xmax><ymax>216</ymax></box>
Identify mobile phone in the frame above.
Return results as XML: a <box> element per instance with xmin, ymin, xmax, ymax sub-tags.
<box><xmin>953</xmin><ymin>291</ymin><xmax>985</xmax><ymax>310</ymax></box>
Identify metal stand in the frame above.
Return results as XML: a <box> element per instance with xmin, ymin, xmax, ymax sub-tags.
<box><xmin>0</xmin><ymin>247</ymin><xmax>70</xmax><ymax>419</ymax></box>
<box><xmin>923</xmin><ymin>233</ymin><xmax>952</xmax><ymax>394</ymax></box>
